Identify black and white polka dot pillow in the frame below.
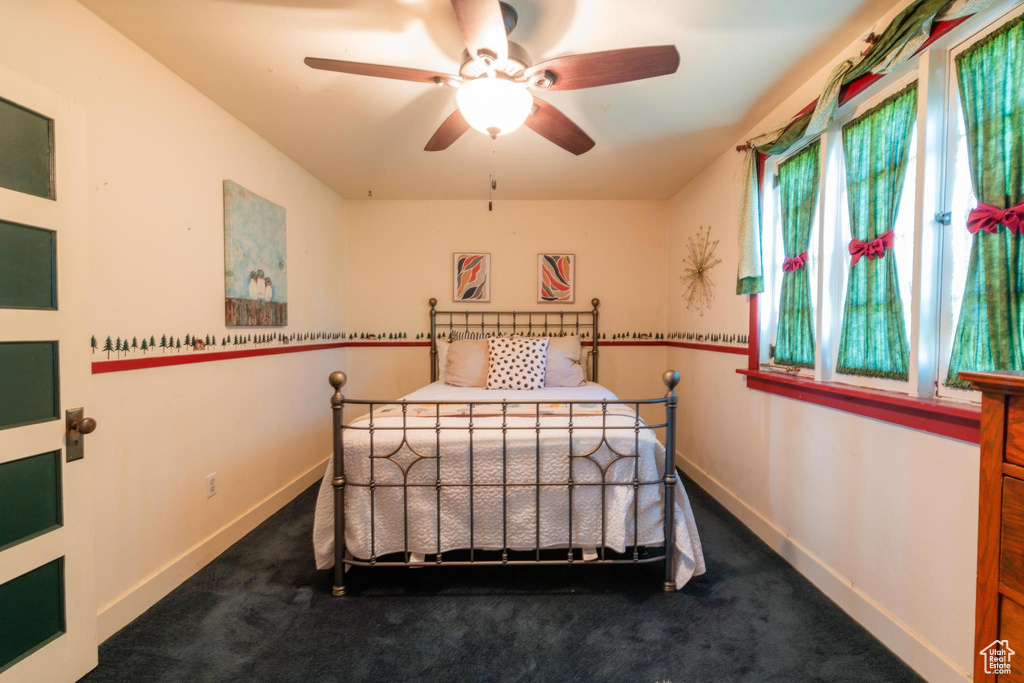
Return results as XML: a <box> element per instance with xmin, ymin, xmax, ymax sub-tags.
<box><xmin>486</xmin><ymin>337</ymin><xmax>549</xmax><ymax>390</ymax></box>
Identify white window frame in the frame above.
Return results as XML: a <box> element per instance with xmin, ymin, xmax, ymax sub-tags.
<box><xmin>759</xmin><ymin>0</ymin><xmax>1024</xmax><ymax>404</ymax></box>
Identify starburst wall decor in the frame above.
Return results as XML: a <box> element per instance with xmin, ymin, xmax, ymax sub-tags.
<box><xmin>680</xmin><ymin>225</ymin><xmax>722</xmax><ymax>317</ymax></box>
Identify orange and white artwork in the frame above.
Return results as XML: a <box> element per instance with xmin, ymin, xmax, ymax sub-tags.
<box><xmin>538</xmin><ymin>254</ymin><xmax>574</xmax><ymax>303</ymax></box>
<box><xmin>453</xmin><ymin>253</ymin><xmax>490</xmax><ymax>302</ymax></box>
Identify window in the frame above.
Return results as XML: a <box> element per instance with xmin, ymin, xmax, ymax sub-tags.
<box><xmin>760</xmin><ymin>2</ymin><xmax>1024</xmax><ymax>404</ymax></box>
<box><xmin>935</xmin><ymin>8</ymin><xmax>1024</xmax><ymax>397</ymax></box>
<box><xmin>772</xmin><ymin>142</ymin><xmax>820</xmax><ymax>372</ymax></box>
<box><xmin>760</xmin><ymin>143</ymin><xmax>820</xmax><ymax>379</ymax></box>
<box><xmin>833</xmin><ymin>80</ymin><xmax>918</xmax><ymax>384</ymax></box>
<box><xmin>836</xmin><ymin>120</ymin><xmax>917</xmax><ymax>349</ymax></box>
<box><xmin>764</xmin><ymin>75</ymin><xmax>919</xmax><ymax>390</ymax></box>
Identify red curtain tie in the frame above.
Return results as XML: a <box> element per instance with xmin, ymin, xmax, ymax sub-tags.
<box><xmin>849</xmin><ymin>230</ymin><xmax>894</xmax><ymax>266</ymax></box>
<box><xmin>782</xmin><ymin>252</ymin><xmax>809</xmax><ymax>273</ymax></box>
<box><xmin>967</xmin><ymin>200</ymin><xmax>1024</xmax><ymax>235</ymax></box>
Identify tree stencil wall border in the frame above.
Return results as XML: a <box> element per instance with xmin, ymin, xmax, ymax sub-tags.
<box><xmin>91</xmin><ymin>330</ymin><xmax>343</xmax><ymax>360</ymax></box>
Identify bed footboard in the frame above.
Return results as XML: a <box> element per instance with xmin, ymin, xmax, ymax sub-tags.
<box><xmin>329</xmin><ymin>371</ymin><xmax>348</xmax><ymax>596</ymax></box>
<box><xmin>326</xmin><ymin>370</ymin><xmax>680</xmax><ymax>596</ymax></box>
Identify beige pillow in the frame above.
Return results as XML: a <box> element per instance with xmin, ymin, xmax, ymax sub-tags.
<box><xmin>446</xmin><ymin>339</ymin><xmax>489</xmax><ymax>387</ymax></box>
<box><xmin>545</xmin><ymin>335</ymin><xmax>586</xmax><ymax>387</ymax></box>
<box><xmin>436</xmin><ymin>340</ymin><xmax>449</xmax><ymax>383</ymax></box>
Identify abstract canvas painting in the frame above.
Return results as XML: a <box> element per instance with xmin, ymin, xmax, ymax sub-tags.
<box><xmin>223</xmin><ymin>180</ymin><xmax>287</xmax><ymax>326</ymax></box>
<box><xmin>453</xmin><ymin>253</ymin><xmax>490</xmax><ymax>302</ymax></box>
<box><xmin>538</xmin><ymin>253</ymin><xmax>574</xmax><ymax>303</ymax></box>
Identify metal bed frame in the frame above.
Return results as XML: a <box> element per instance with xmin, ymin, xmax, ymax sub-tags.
<box><xmin>430</xmin><ymin>297</ymin><xmax>602</xmax><ymax>383</ymax></box>
<box><xmin>327</xmin><ymin>297</ymin><xmax>679</xmax><ymax>595</ymax></box>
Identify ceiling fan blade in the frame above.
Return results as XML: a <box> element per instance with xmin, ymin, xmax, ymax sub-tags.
<box><xmin>304</xmin><ymin>57</ymin><xmax>460</xmax><ymax>85</ymax></box>
<box><xmin>450</xmin><ymin>0</ymin><xmax>508</xmax><ymax>62</ymax></box>
<box><xmin>425</xmin><ymin>109</ymin><xmax>471</xmax><ymax>151</ymax></box>
<box><xmin>525</xmin><ymin>46</ymin><xmax>680</xmax><ymax>91</ymax></box>
<box><xmin>525</xmin><ymin>98</ymin><xmax>595</xmax><ymax>156</ymax></box>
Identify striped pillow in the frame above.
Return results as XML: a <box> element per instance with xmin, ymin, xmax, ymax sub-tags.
<box><xmin>447</xmin><ymin>330</ymin><xmax>572</xmax><ymax>340</ymax></box>
<box><xmin>449</xmin><ymin>330</ymin><xmax>491</xmax><ymax>341</ymax></box>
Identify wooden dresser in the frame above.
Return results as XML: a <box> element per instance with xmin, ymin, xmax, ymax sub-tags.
<box><xmin>962</xmin><ymin>371</ymin><xmax>1024</xmax><ymax>681</ymax></box>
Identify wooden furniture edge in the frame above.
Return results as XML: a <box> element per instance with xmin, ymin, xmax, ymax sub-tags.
<box><xmin>960</xmin><ymin>371</ymin><xmax>1024</xmax><ymax>396</ymax></box>
<box><xmin>962</xmin><ymin>371</ymin><xmax>1024</xmax><ymax>681</ymax></box>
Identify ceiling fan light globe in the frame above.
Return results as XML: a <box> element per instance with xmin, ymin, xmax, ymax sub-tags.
<box><xmin>456</xmin><ymin>76</ymin><xmax>532</xmax><ymax>137</ymax></box>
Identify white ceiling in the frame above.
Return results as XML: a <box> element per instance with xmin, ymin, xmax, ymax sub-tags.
<box><xmin>79</xmin><ymin>0</ymin><xmax>897</xmax><ymax>200</ymax></box>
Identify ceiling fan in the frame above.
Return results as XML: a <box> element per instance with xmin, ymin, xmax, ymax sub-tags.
<box><xmin>304</xmin><ymin>0</ymin><xmax>680</xmax><ymax>155</ymax></box>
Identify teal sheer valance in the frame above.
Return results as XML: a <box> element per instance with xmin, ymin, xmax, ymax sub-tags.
<box><xmin>774</xmin><ymin>142</ymin><xmax>820</xmax><ymax>368</ymax></box>
<box><xmin>835</xmin><ymin>82</ymin><xmax>918</xmax><ymax>380</ymax></box>
<box><xmin>946</xmin><ymin>14</ymin><xmax>1024</xmax><ymax>388</ymax></box>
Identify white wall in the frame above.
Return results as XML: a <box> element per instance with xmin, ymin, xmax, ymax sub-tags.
<box><xmin>0</xmin><ymin>1</ymin><xmax>980</xmax><ymax>676</ymax></box>
<box><xmin>343</xmin><ymin>199</ymin><xmax>671</xmax><ymax>410</ymax></box>
<box><xmin>0</xmin><ymin>0</ymin><xmax>348</xmax><ymax>639</ymax></box>
<box><xmin>664</xmin><ymin>4</ymin><xmax>979</xmax><ymax>680</ymax></box>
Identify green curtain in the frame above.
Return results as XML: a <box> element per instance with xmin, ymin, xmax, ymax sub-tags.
<box><xmin>756</xmin><ymin>0</ymin><xmax>948</xmax><ymax>158</ymax></box>
<box><xmin>946</xmin><ymin>15</ymin><xmax>1024</xmax><ymax>388</ymax></box>
<box><xmin>775</xmin><ymin>142</ymin><xmax>820</xmax><ymax>368</ymax></box>
<box><xmin>738</xmin><ymin>0</ymin><xmax>964</xmax><ymax>294</ymax></box>
<box><xmin>737</xmin><ymin>275</ymin><xmax>764</xmax><ymax>296</ymax></box>
<box><xmin>836</xmin><ymin>82</ymin><xmax>918</xmax><ymax>380</ymax></box>
<box><xmin>738</xmin><ymin>151</ymin><xmax>764</xmax><ymax>295</ymax></box>
<box><xmin>845</xmin><ymin>0</ymin><xmax>951</xmax><ymax>80</ymax></box>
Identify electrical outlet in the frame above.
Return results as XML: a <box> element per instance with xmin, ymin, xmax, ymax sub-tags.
<box><xmin>206</xmin><ymin>473</ymin><xmax>217</xmax><ymax>498</ymax></box>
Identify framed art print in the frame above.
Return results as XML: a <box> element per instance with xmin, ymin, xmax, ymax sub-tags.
<box><xmin>453</xmin><ymin>253</ymin><xmax>490</xmax><ymax>302</ymax></box>
<box><xmin>223</xmin><ymin>180</ymin><xmax>287</xmax><ymax>326</ymax></box>
<box><xmin>538</xmin><ymin>253</ymin><xmax>574</xmax><ymax>303</ymax></box>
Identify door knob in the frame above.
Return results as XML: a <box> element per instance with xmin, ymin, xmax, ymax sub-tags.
<box><xmin>73</xmin><ymin>417</ymin><xmax>97</xmax><ymax>435</ymax></box>
<box><xmin>66</xmin><ymin>408</ymin><xmax>96</xmax><ymax>462</ymax></box>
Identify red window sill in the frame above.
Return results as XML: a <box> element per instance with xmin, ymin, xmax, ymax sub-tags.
<box><xmin>737</xmin><ymin>368</ymin><xmax>981</xmax><ymax>443</ymax></box>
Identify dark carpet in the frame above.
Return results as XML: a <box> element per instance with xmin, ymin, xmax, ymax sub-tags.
<box><xmin>84</xmin><ymin>476</ymin><xmax>919</xmax><ymax>682</ymax></box>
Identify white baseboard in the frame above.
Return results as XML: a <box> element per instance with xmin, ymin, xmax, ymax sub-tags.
<box><xmin>676</xmin><ymin>451</ymin><xmax>971</xmax><ymax>683</ymax></box>
<box><xmin>96</xmin><ymin>456</ymin><xmax>329</xmax><ymax>643</ymax></box>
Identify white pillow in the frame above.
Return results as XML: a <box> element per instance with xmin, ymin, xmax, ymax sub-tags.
<box><xmin>487</xmin><ymin>337</ymin><xmax>549</xmax><ymax>390</ymax></box>
<box><xmin>545</xmin><ymin>335</ymin><xmax>586</xmax><ymax>387</ymax></box>
<box><xmin>436</xmin><ymin>340</ymin><xmax>449</xmax><ymax>382</ymax></box>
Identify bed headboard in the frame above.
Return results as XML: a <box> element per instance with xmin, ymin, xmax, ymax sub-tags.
<box><xmin>429</xmin><ymin>297</ymin><xmax>601</xmax><ymax>383</ymax></box>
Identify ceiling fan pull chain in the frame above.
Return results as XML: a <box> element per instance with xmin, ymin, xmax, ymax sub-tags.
<box><xmin>488</xmin><ymin>137</ymin><xmax>498</xmax><ymax>212</ymax></box>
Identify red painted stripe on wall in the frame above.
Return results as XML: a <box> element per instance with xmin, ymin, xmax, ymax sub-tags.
<box><xmin>92</xmin><ymin>342</ymin><xmax>348</xmax><ymax>374</ymax></box>
<box><xmin>667</xmin><ymin>341</ymin><xmax>748</xmax><ymax>356</ymax></box>
<box><xmin>90</xmin><ymin>339</ymin><xmax>747</xmax><ymax>374</ymax></box>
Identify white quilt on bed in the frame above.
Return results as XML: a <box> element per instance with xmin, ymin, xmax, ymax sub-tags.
<box><xmin>313</xmin><ymin>381</ymin><xmax>706</xmax><ymax>588</ymax></box>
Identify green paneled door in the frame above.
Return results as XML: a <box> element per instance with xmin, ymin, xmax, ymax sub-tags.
<box><xmin>0</xmin><ymin>559</ymin><xmax>65</xmax><ymax>672</ymax></box>
<box><xmin>0</xmin><ymin>341</ymin><xmax>59</xmax><ymax>430</ymax></box>
<box><xmin>0</xmin><ymin>451</ymin><xmax>62</xmax><ymax>551</ymax></box>
<box><xmin>0</xmin><ymin>70</ymin><xmax>96</xmax><ymax>680</ymax></box>
<box><xmin>0</xmin><ymin>96</ymin><xmax>54</xmax><ymax>199</ymax></box>
<box><xmin>0</xmin><ymin>220</ymin><xmax>57</xmax><ymax>309</ymax></box>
